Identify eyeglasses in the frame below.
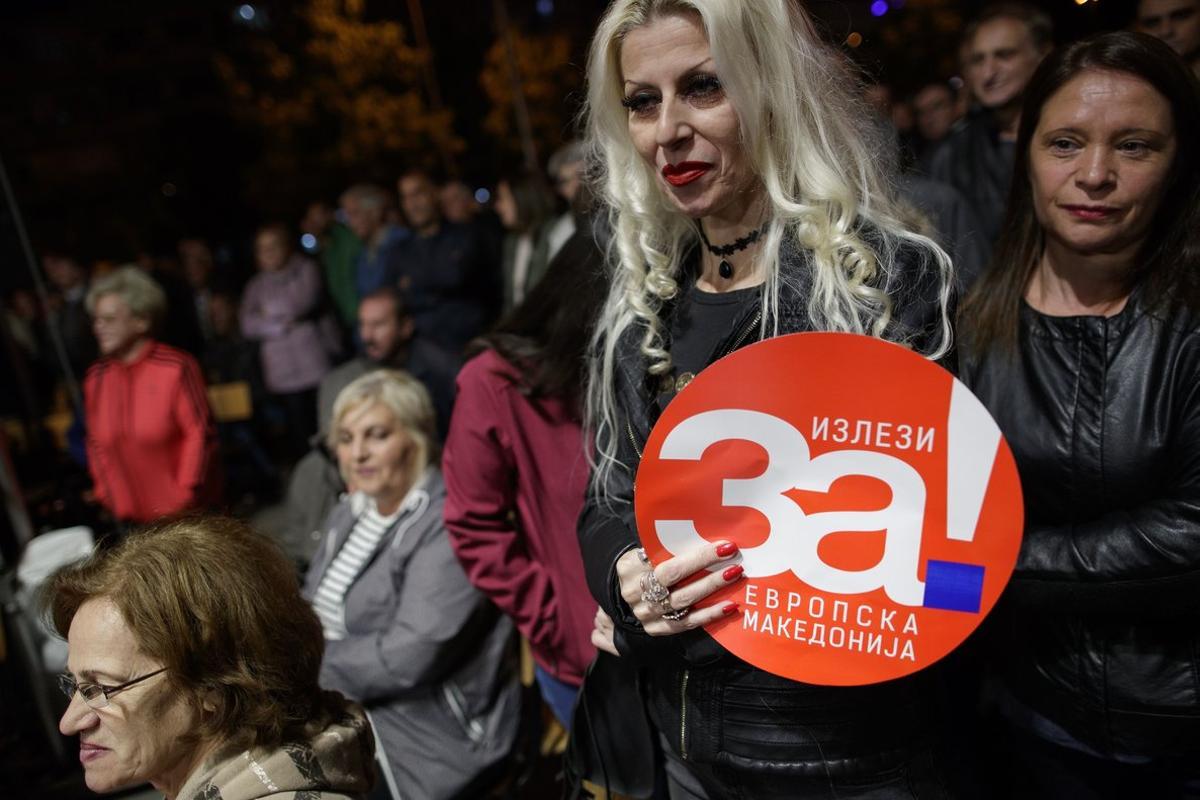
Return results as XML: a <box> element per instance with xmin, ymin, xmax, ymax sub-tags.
<box><xmin>57</xmin><ymin>668</ymin><xmax>167</xmax><ymax>710</ymax></box>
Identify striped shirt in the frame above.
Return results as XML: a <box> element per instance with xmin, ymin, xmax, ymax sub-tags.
<box><xmin>312</xmin><ymin>501</ymin><xmax>402</xmax><ymax>640</ymax></box>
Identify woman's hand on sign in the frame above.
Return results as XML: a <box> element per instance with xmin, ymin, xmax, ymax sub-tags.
<box><xmin>592</xmin><ymin>608</ymin><xmax>619</xmax><ymax>656</ymax></box>
<box><xmin>616</xmin><ymin>541</ymin><xmax>743</xmax><ymax>636</ymax></box>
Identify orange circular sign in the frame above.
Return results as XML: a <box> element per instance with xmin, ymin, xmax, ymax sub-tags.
<box><xmin>634</xmin><ymin>332</ymin><xmax>1023</xmax><ymax>685</ymax></box>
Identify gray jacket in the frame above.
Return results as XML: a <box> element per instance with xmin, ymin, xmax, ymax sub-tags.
<box><xmin>283</xmin><ymin>446</ymin><xmax>344</xmax><ymax>569</ymax></box>
<box><xmin>303</xmin><ymin>468</ymin><xmax>520</xmax><ymax>799</ymax></box>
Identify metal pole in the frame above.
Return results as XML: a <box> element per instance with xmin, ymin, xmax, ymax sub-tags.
<box><xmin>0</xmin><ymin>151</ymin><xmax>84</xmax><ymax>417</ymax></box>
<box><xmin>493</xmin><ymin>0</ymin><xmax>540</xmax><ymax>171</ymax></box>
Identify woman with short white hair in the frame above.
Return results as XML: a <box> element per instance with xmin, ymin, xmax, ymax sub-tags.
<box><xmin>84</xmin><ymin>265</ymin><xmax>220</xmax><ymax>524</ymax></box>
<box><xmin>578</xmin><ymin>0</ymin><xmax>958</xmax><ymax>796</ymax></box>
<box><xmin>303</xmin><ymin>370</ymin><xmax>520</xmax><ymax>800</ymax></box>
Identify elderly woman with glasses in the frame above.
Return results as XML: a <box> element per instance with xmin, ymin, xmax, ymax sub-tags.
<box><xmin>303</xmin><ymin>369</ymin><xmax>520</xmax><ymax>800</ymax></box>
<box><xmin>47</xmin><ymin>516</ymin><xmax>376</xmax><ymax>799</ymax></box>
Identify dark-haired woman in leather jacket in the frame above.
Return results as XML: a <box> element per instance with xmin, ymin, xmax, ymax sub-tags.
<box><xmin>958</xmin><ymin>32</ymin><xmax>1200</xmax><ymax>796</ymax></box>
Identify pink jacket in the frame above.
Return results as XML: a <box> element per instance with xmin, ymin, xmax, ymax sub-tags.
<box><xmin>442</xmin><ymin>349</ymin><xmax>597</xmax><ymax>685</ymax></box>
<box><xmin>239</xmin><ymin>253</ymin><xmax>332</xmax><ymax>393</ymax></box>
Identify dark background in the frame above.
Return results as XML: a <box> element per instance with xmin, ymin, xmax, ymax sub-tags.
<box><xmin>0</xmin><ymin>0</ymin><xmax>1134</xmax><ymax>286</ymax></box>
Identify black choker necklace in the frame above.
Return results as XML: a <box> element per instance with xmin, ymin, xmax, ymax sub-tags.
<box><xmin>698</xmin><ymin>222</ymin><xmax>766</xmax><ymax>279</ymax></box>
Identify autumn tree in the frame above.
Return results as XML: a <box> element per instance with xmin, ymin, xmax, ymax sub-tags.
<box><xmin>479</xmin><ymin>27</ymin><xmax>582</xmax><ymax>167</ymax></box>
<box><xmin>217</xmin><ymin>0</ymin><xmax>462</xmax><ymax>207</ymax></box>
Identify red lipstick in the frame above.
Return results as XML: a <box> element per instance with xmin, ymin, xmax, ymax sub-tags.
<box><xmin>662</xmin><ymin>161</ymin><xmax>712</xmax><ymax>186</ymax></box>
<box><xmin>1061</xmin><ymin>204</ymin><xmax>1120</xmax><ymax>220</ymax></box>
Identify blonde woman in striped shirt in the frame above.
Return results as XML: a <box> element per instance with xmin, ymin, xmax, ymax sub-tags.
<box><xmin>302</xmin><ymin>370</ymin><xmax>520</xmax><ymax>800</ymax></box>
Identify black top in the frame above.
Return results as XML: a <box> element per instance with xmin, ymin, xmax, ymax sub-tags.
<box><xmin>578</xmin><ymin>233</ymin><xmax>952</xmax><ymax>776</ymax></box>
<box><xmin>668</xmin><ymin>280</ymin><xmax>761</xmax><ymax>380</ymax></box>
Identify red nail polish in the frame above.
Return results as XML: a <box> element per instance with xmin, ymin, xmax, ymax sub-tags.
<box><xmin>715</xmin><ymin>542</ymin><xmax>738</xmax><ymax>557</ymax></box>
<box><xmin>722</xmin><ymin>602</ymin><xmax>741</xmax><ymax>616</ymax></box>
<box><xmin>722</xmin><ymin>565</ymin><xmax>744</xmax><ymax>582</ymax></box>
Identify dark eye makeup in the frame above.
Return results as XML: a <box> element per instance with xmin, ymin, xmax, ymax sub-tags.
<box><xmin>621</xmin><ymin>91</ymin><xmax>659</xmax><ymax>113</ymax></box>
<box><xmin>621</xmin><ymin>72</ymin><xmax>723</xmax><ymax>115</ymax></box>
<box><xmin>682</xmin><ymin>73</ymin><xmax>722</xmax><ymax>99</ymax></box>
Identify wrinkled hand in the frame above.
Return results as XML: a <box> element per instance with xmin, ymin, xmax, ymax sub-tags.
<box><xmin>615</xmin><ymin>541</ymin><xmax>743</xmax><ymax>636</ymax></box>
<box><xmin>592</xmin><ymin>608</ymin><xmax>619</xmax><ymax>656</ymax></box>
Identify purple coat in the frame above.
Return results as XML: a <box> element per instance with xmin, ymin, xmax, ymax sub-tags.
<box><xmin>239</xmin><ymin>253</ymin><xmax>333</xmax><ymax>393</ymax></box>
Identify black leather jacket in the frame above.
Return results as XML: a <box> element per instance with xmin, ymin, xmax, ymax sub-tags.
<box><xmin>922</xmin><ymin>111</ymin><xmax>1015</xmax><ymax>246</ymax></box>
<box><xmin>960</xmin><ymin>294</ymin><xmax>1200</xmax><ymax>758</ymax></box>
<box><xmin>578</xmin><ymin>238</ymin><xmax>954</xmax><ymax>777</ymax></box>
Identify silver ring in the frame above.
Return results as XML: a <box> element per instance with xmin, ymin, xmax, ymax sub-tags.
<box><xmin>662</xmin><ymin>607</ymin><xmax>690</xmax><ymax>621</ymax></box>
<box><xmin>640</xmin><ymin>569</ymin><xmax>670</xmax><ymax>605</ymax></box>
<box><xmin>635</xmin><ymin>547</ymin><xmax>652</xmax><ymax>568</ymax></box>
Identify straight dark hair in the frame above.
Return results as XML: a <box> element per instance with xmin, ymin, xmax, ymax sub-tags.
<box><xmin>468</xmin><ymin>222</ymin><xmax>609</xmax><ymax>414</ymax></box>
<box><xmin>499</xmin><ymin>167</ymin><xmax>559</xmax><ymax>234</ymax></box>
<box><xmin>961</xmin><ymin>32</ymin><xmax>1200</xmax><ymax>351</ymax></box>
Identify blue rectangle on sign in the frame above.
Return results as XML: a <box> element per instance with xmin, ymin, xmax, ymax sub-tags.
<box><xmin>923</xmin><ymin>560</ymin><xmax>984</xmax><ymax>613</ymax></box>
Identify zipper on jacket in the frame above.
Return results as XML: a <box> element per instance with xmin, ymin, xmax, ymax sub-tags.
<box><xmin>442</xmin><ymin>681</ymin><xmax>485</xmax><ymax>744</ymax></box>
<box><xmin>625</xmin><ymin>416</ymin><xmax>643</xmax><ymax>459</ymax></box>
<box><xmin>718</xmin><ymin>310</ymin><xmax>762</xmax><ymax>361</ymax></box>
<box><xmin>679</xmin><ymin>669</ymin><xmax>690</xmax><ymax>760</ymax></box>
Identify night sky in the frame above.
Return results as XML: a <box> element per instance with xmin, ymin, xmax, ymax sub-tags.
<box><xmin>0</xmin><ymin>0</ymin><xmax>1135</xmax><ymax>289</ymax></box>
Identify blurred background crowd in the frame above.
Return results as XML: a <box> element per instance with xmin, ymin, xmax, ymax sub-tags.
<box><xmin>0</xmin><ymin>0</ymin><xmax>1194</xmax><ymax>797</ymax></box>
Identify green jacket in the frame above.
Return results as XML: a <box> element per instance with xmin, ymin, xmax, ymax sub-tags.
<box><xmin>321</xmin><ymin>222</ymin><xmax>363</xmax><ymax>327</ymax></box>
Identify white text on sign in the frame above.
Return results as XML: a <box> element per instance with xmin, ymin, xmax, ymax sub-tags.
<box><xmin>654</xmin><ymin>400</ymin><xmax>999</xmax><ymax>609</ymax></box>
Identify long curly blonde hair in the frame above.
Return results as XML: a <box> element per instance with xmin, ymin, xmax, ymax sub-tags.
<box><xmin>583</xmin><ymin>0</ymin><xmax>954</xmax><ymax>492</ymax></box>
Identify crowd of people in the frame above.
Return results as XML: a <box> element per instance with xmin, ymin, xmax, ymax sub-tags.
<box><xmin>6</xmin><ymin>0</ymin><xmax>1200</xmax><ymax>798</ymax></box>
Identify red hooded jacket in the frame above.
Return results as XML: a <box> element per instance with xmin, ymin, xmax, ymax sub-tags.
<box><xmin>84</xmin><ymin>340</ymin><xmax>221</xmax><ymax>522</ymax></box>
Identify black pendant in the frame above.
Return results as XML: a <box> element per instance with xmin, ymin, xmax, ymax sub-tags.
<box><xmin>718</xmin><ymin>259</ymin><xmax>733</xmax><ymax>279</ymax></box>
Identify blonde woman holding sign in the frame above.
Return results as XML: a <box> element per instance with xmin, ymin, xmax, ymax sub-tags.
<box><xmin>578</xmin><ymin>0</ymin><xmax>962</xmax><ymax>797</ymax></box>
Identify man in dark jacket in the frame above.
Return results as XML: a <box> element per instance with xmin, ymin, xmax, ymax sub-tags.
<box><xmin>318</xmin><ymin>286</ymin><xmax>458</xmax><ymax>439</ymax></box>
<box><xmin>923</xmin><ymin>3</ymin><xmax>1052</xmax><ymax>245</ymax></box>
<box><xmin>393</xmin><ymin>170</ymin><xmax>500</xmax><ymax>355</ymax></box>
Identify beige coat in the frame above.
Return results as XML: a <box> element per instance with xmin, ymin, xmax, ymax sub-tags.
<box><xmin>175</xmin><ymin>702</ymin><xmax>375</xmax><ymax>800</ymax></box>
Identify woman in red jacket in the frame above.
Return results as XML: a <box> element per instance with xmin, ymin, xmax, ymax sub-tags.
<box><xmin>84</xmin><ymin>266</ymin><xmax>220</xmax><ymax>524</ymax></box>
<box><xmin>442</xmin><ymin>228</ymin><xmax>608</xmax><ymax>727</ymax></box>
